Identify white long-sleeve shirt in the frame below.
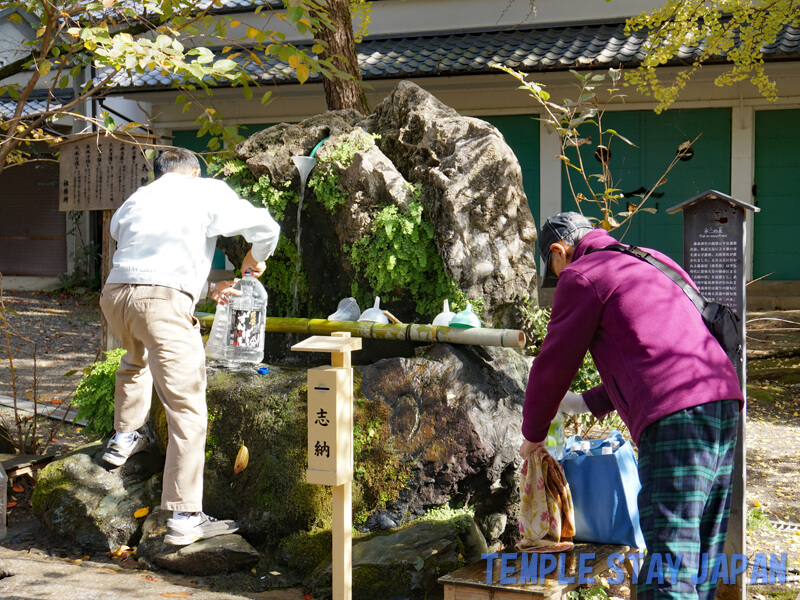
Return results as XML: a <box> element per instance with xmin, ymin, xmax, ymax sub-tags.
<box><xmin>107</xmin><ymin>172</ymin><xmax>280</xmax><ymax>303</ymax></box>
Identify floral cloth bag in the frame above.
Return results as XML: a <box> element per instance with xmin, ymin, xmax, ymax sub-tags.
<box><xmin>517</xmin><ymin>446</ymin><xmax>576</xmax><ymax>552</ymax></box>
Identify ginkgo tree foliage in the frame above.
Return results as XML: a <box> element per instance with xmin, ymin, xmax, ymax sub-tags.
<box><xmin>625</xmin><ymin>0</ymin><xmax>800</xmax><ymax>112</ymax></box>
<box><xmin>0</xmin><ymin>0</ymin><xmax>351</xmax><ymax>171</ymax></box>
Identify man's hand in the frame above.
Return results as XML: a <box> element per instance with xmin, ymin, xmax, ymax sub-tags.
<box><xmin>211</xmin><ymin>280</ymin><xmax>241</xmax><ymax>306</ymax></box>
<box><xmin>241</xmin><ymin>250</ymin><xmax>266</xmax><ymax>278</ymax></box>
<box><xmin>519</xmin><ymin>439</ymin><xmax>544</xmax><ymax>458</ymax></box>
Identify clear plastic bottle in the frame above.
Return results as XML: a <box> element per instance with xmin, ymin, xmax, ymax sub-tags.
<box><xmin>205</xmin><ymin>295</ymin><xmax>232</xmax><ymax>362</ymax></box>
<box><xmin>205</xmin><ymin>274</ymin><xmax>268</xmax><ymax>367</ymax></box>
<box><xmin>545</xmin><ymin>410</ymin><xmax>565</xmax><ymax>460</ymax></box>
<box><xmin>0</xmin><ymin>462</ymin><xmax>7</xmax><ymax>540</ymax></box>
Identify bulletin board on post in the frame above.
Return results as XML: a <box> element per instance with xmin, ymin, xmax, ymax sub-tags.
<box><xmin>54</xmin><ymin>132</ymin><xmax>162</xmax><ymax>212</ymax></box>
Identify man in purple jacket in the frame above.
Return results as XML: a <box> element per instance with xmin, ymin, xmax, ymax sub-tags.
<box><xmin>521</xmin><ymin>212</ymin><xmax>743</xmax><ymax>600</ymax></box>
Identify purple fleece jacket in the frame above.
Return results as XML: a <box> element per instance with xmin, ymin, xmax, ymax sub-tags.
<box><xmin>523</xmin><ymin>229</ymin><xmax>743</xmax><ymax>446</ymax></box>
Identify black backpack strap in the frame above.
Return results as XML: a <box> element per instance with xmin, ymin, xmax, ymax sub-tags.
<box><xmin>586</xmin><ymin>244</ymin><xmax>709</xmax><ymax>314</ymax></box>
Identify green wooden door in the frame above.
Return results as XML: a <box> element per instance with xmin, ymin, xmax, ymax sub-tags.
<box><xmin>482</xmin><ymin>115</ymin><xmax>540</xmax><ymax>226</ymax></box>
<box><xmin>754</xmin><ymin>109</ymin><xmax>800</xmax><ymax>280</ymax></box>
<box><xmin>561</xmin><ymin>108</ymin><xmax>731</xmax><ymax>264</ymax></box>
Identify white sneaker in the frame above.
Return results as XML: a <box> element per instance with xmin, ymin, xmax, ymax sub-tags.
<box><xmin>102</xmin><ymin>431</ymin><xmax>150</xmax><ymax>467</ymax></box>
<box><xmin>164</xmin><ymin>512</ymin><xmax>239</xmax><ymax>546</ymax></box>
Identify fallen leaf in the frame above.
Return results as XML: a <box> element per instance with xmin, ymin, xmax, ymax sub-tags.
<box><xmin>143</xmin><ymin>576</ymin><xmax>158</xmax><ymax>581</ymax></box>
<box><xmin>134</xmin><ymin>507</ymin><xmax>150</xmax><ymax>519</ymax></box>
<box><xmin>234</xmin><ymin>444</ymin><xmax>249</xmax><ymax>475</ymax></box>
<box><xmin>7</xmin><ymin>502</ymin><xmax>16</xmax><ymax>509</ymax></box>
<box><xmin>161</xmin><ymin>594</ymin><xmax>192</xmax><ymax>598</ymax></box>
<box><xmin>269</xmin><ymin>571</ymin><xmax>281</xmax><ymax>576</ymax></box>
<box><xmin>110</xmin><ymin>545</ymin><xmax>134</xmax><ymax>559</ymax></box>
<box><xmin>12</xmin><ymin>483</ymin><xmax>24</xmax><ymax>493</ymax></box>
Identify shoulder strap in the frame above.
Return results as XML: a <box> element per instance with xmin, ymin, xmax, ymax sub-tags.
<box><xmin>586</xmin><ymin>244</ymin><xmax>709</xmax><ymax>314</ymax></box>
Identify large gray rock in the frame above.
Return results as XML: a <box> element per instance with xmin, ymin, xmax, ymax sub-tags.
<box><xmin>230</xmin><ymin>81</ymin><xmax>538</xmax><ymax>328</ymax></box>
<box><xmin>310</xmin><ymin>516</ymin><xmax>488</xmax><ymax>600</ymax></box>
<box><xmin>361</xmin><ymin>80</ymin><xmax>539</xmax><ymax>328</ymax></box>
<box><xmin>137</xmin><ymin>508</ymin><xmax>259</xmax><ymax>574</ymax></box>
<box><xmin>237</xmin><ymin>110</ymin><xmax>364</xmax><ymax>184</ymax></box>
<box><xmin>356</xmin><ymin>343</ymin><xmax>528</xmax><ymax>539</ymax></box>
<box><xmin>31</xmin><ymin>440</ymin><xmax>163</xmax><ymax>551</ymax></box>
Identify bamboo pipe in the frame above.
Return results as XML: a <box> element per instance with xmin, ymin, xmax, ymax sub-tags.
<box><xmin>196</xmin><ymin>314</ymin><xmax>526</xmax><ymax>348</ymax></box>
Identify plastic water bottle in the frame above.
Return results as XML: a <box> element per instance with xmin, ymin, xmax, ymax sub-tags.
<box><xmin>0</xmin><ymin>462</ymin><xmax>7</xmax><ymax>540</ymax></box>
<box><xmin>205</xmin><ymin>296</ymin><xmax>232</xmax><ymax>362</ymax></box>
<box><xmin>205</xmin><ymin>274</ymin><xmax>268</xmax><ymax>367</ymax></box>
<box><xmin>545</xmin><ymin>410</ymin><xmax>565</xmax><ymax>460</ymax></box>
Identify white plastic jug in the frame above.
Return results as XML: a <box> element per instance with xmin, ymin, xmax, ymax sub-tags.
<box><xmin>205</xmin><ymin>274</ymin><xmax>268</xmax><ymax>367</ymax></box>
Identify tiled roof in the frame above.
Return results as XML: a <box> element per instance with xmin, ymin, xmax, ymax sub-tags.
<box><xmin>0</xmin><ymin>89</ymin><xmax>75</xmax><ymax>119</ymax></box>
<box><xmin>102</xmin><ymin>20</ymin><xmax>800</xmax><ymax>90</ymax></box>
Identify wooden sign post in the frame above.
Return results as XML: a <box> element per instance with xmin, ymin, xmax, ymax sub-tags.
<box><xmin>54</xmin><ymin>132</ymin><xmax>159</xmax><ymax>351</ymax></box>
<box><xmin>666</xmin><ymin>190</ymin><xmax>760</xmax><ymax>600</ymax></box>
<box><xmin>292</xmin><ymin>332</ymin><xmax>362</xmax><ymax>600</ymax></box>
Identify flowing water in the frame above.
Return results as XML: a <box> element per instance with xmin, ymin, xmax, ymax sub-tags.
<box><xmin>291</xmin><ymin>156</ymin><xmax>316</xmax><ymax>317</ymax></box>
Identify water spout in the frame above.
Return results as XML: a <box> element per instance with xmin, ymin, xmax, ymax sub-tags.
<box><xmin>291</xmin><ymin>156</ymin><xmax>317</xmax><ymax>317</ymax></box>
<box><xmin>292</xmin><ymin>156</ymin><xmax>317</xmax><ymax>187</ymax></box>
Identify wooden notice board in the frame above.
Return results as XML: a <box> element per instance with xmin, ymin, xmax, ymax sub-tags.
<box><xmin>55</xmin><ymin>132</ymin><xmax>157</xmax><ymax>212</ymax></box>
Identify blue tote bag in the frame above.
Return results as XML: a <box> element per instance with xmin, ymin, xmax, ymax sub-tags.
<box><xmin>558</xmin><ymin>431</ymin><xmax>646</xmax><ymax>549</ymax></box>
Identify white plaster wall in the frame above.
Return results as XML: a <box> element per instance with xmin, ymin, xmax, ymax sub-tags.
<box><xmin>190</xmin><ymin>0</ymin><xmax>668</xmax><ymax>49</ymax></box>
<box><xmin>364</xmin><ymin>0</ymin><xmax>666</xmax><ymax>36</ymax></box>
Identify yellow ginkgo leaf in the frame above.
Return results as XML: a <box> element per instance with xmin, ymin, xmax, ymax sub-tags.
<box><xmin>296</xmin><ymin>64</ymin><xmax>310</xmax><ymax>84</ymax></box>
<box><xmin>234</xmin><ymin>444</ymin><xmax>250</xmax><ymax>475</ymax></box>
<box><xmin>134</xmin><ymin>507</ymin><xmax>150</xmax><ymax>519</ymax></box>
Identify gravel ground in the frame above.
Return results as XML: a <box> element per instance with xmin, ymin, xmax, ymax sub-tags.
<box><xmin>0</xmin><ymin>289</ymin><xmax>102</xmax><ymax>454</ymax></box>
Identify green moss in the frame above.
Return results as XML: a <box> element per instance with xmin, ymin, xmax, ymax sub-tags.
<box><xmin>30</xmin><ymin>461</ymin><xmax>69</xmax><ymax>514</ymax></box>
<box><xmin>279</xmin><ymin>529</ymin><xmax>334</xmax><ymax>574</ymax></box>
<box><xmin>351</xmin><ymin>565</ymin><xmax>413</xmax><ymax>600</ymax></box>
<box><xmin>203</xmin><ymin>370</ymin><xmax>339</xmax><ymax>541</ymax></box>
<box><xmin>351</xmin><ymin>390</ymin><xmax>411</xmax><ymax>525</ymax></box>
<box><xmin>308</xmin><ymin>131</ymin><xmax>379</xmax><ymax>214</ymax></box>
<box><xmin>747</xmin><ymin>383</ymin><xmax>783</xmax><ymax>403</ymax></box>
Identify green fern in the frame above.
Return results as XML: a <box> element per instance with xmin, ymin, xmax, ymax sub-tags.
<box><xmin>349</xmin><ymin>190</ymin><xmax>463</xmax><ymax>317</ymax></box>
<box><xmin>73</xmin><ymin>348</ymin><xmax>127</xmax><ymax>438</ymax></box>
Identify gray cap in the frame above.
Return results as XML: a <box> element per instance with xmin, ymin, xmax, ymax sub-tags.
<box><xmin>538</xmin><ymin>211</ymin><xmax>593</xmax><ymax>288</ymax></box>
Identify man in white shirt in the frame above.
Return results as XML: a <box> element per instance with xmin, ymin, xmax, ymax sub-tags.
<box><xmin>99</xmin><ymin>147</ymin><xmax>280</xmax><ymax>546</ymax></box>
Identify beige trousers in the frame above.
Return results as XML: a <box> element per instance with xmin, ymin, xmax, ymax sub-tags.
<box><xmin>100</xmin><ymin>283</ymin><xmax>207</xmax><ymax>512</ymax></box>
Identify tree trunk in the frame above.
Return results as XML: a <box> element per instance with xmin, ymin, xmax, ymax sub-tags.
<box><xmin>318</xmin><ymin>0</ymin><xmax>369</xmax><ymax>115</ymax></box>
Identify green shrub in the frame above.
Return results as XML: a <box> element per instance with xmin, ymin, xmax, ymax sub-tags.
<box><xmin>73</xmin><ymin>348</ymin><xmax>126</xmax><ymax>437</ymax></box>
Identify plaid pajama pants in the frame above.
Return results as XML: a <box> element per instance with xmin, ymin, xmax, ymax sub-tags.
<box><xmin>636</xmin><ymin>399</ymin><xmax>740</xmax><ymax>600</ymax></box>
